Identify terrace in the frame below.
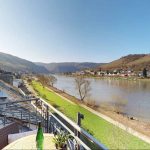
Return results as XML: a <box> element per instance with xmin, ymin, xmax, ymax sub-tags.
<box><xmin>0</xmin><ymin>95</ymin><xmax>107</xmax><ymax>149</ymax></box>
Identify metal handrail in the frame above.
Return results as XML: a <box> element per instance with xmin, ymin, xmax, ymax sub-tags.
<box><xmin>31</xmin><ymin>98</ymin><xmax>91</xmax><ymax>150</ymax></box>
<box><xmin>39</xmin><ymin>97</ymin><xmax>108</xmax><ymax>150</ymax></box>
<box><xmin>0</xmin><ymin>91</ymin><xmax>108</xmax><ymax>149</ymax></box>
<box><xmin>50</xmin><ymin>113</ymin><xmax>91</xmax><ymax>150</ymax></box>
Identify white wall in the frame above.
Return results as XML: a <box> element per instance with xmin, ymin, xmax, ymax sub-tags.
<box><xmin>8</xmin><ymin>130</ymin><xmax>37</xmax><ymax>144</ymax></box>
<box><xmin>13</xmin><ymin>79</ymin><xmax>23</xmax><ymax>88</ymax></box>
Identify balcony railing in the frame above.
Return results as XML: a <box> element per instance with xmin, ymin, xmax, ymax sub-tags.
<box><xmin>0</xmin><ymin>96</ymin><xmax>108</xmax><ymax>150</ymax></box>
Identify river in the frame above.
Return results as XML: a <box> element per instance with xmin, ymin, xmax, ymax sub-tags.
<box><xmin>54</xmin><ymin>75</ymin><xmax>150</xmax><ymax>122</ymax></box>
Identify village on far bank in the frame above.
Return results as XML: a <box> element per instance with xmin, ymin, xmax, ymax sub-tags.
<box><xmin>64</xmin><ymin>67</ymin><xmax>150</xmax><ymax>78</ymax></box>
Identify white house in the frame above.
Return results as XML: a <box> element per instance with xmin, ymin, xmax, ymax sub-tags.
<box><xmin>13</xmin><ymin>79</ymin><xmax>23</xmax><ymax>88</ymax></box>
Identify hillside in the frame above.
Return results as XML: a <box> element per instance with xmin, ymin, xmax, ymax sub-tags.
<box><xmin>128</xmin><ymin>55</ymin><xmax>150</xmax><ymax>70</ymax></box>
<box><xmin>0</xmin><ymin>52</ymin><xmax>49</xmax><ymax>73</ymax></box>
<box><xmin>36</xmin><ymin>62</ymin><xmax>104</xmax><ymax>73</ymax></box>
<box><xmin>100</xmin><ymin>54</ymin><xmax>150</xmax><ymax>71</ymax></box>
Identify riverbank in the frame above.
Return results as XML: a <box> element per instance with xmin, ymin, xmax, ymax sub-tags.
<box><xmin>46</xmin><ymin>83</ymin><xmax>150</xmax><ymax>138</ymax></box>
<box><xmin>61</xmin><ymin>74</ymin><xmax>150</xmax><ymax>82</ymax></box>
<box><xmin>30</xmin><ymin>80</ymin><xmax>150</xmax><ymax>149</ymax></box>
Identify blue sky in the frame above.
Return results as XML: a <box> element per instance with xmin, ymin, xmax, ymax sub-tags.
<box><xmin>0</xmin><ymin>0</ymin><xmax>150</xmax><ymax>63</ymax></box>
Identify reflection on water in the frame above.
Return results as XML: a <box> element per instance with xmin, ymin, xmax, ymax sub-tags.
<box><xmin>54</xmin><ymin>75</ymin><xmax>150</xmax><ymax>122</ymax></box>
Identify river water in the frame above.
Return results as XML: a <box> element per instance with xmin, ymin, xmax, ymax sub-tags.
<box><xmin>54</xmin><ymin>75</ymin><xmax>150</xmax><ymax>122</ymax></box>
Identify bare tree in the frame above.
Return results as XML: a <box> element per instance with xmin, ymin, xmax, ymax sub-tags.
<box><xmin>37</xmin><ymin>75</ymin><xmax>48</xmax><ymax>87</ymax></box>
<box><xmin>49</xmin><ymin>75</ymin><xmax>57</xmax><ymax>87</ymax></box>
<box><xmin>37</xmin><ymin>74</ymin><xmax>57</xmax><ymax>87</ymax></box>
<box><xmin>27</xmin><ymin>78</ymin><xmax>32</xmax><ymax>83</ymax></box>
<box><xmin>75</xmin><ymin>76</ymin><xmax>91</xmax><ymax>101</ymax></box>
<box><xmin>112</xmin><ymin>95</ymin><xmax>127</xmax><ymax>114</ymax></box>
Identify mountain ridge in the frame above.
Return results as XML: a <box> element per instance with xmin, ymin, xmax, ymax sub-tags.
<box><xmin>1</xmin><ymin>52</ymin><xmax>149</xmax><ymax>74</ymax></box>
<box><xmin>0</xmin><ymin>52</ymin><xmax>49</xmax><ymax>73</ymax></box>
<box><xmin>35</xmin><ymin>62</ymin><xmax>105</xmax><ymax>73</ymax></box>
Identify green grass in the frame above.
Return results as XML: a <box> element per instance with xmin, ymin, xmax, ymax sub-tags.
<box><xmin>32</xmin><ymin>81</ymin><xmax>150</xmax><ymax>149</ymax></box>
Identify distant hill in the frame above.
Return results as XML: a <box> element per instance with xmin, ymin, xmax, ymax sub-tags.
<box><xmin>0</xmin><ymin>52</ymin><xmax>49</xmax><ymax>73</ymax></box>
<box><xmin>35</xmin><ymin>62</ymin><xmax>104</xmax><ymax>73</ymax></box>
<box><xmin>100</xmin><ymin>54</ymin><xmax>150</xmax><ymax>71</ymax></box>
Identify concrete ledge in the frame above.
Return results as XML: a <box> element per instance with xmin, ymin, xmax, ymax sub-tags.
<box><xmin>8</xmin><ymin>130</ymin><xmax>37</xmax><ymax>144</ymax></box>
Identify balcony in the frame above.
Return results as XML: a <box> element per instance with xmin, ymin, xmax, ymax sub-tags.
<box><xmin>0</xmin><ymin>96</ymin><xmax>107</xmax><ymax>150</ymax></box>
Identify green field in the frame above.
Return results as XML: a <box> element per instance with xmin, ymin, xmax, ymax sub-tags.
<box><xmin>31</xmin><ymin>81</ymin><xmax>150</xmax><ymax>149</ymax></box>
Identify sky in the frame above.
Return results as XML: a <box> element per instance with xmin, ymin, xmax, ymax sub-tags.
<box><xmin>0</xmin><ymin>0</ymin><xmax>150</xmax><ymax>63</ymax></box>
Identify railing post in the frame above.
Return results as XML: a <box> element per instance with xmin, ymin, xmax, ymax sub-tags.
<box><xmin>41</xmin><ymin>100</ymin><xmax>45</xmax><ymax>132</ymax></box>
<box><xmin>77</xmin><ymin>112</ymin><xmax>84</xmax><ymax>138</ymax></box>
<box><xmin>46</xmin><ymin>105</ymin><xmax>49</xmax><ymax>133</ymax></box>
<box><xmin>36</xmin><ymin>99</ymin><xmax>38</xmax><ymax>128</ymax></box>
<box><xmin>21</xmin><ymin>111</ymin><xmax>22</xmax><ymax>120</ymax></box>
<box><xmin>29</xmin><ymin>112</ymin><xmax>31</xmax><ymax>128</ymax></box>
<box><xmin>75</xmin><ymin>112</ymin><xmax>84</xmax><ymax>150</ymax></box>
<box><xmin>4</xmin><ymin>114</ymin><xmax>6</xmax><ymax>126</ymax></box>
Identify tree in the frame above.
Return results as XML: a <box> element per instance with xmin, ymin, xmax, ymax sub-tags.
<box><xmin>75</xmin><ymin>76</ymin><xmax>91</xmax><ymax>101</ymax></box>
<box><xmin>37</xmin><ymin>74</ymin><xmax>57</xmax><ymax>87</ymax></box>
<box><xmin>106</xmin><ymin>70</ymin><xmax>109</xmax><ymax>74</ymax></box>
<box><xmin>27</xmin><ymin>78</ymin><xmax>32</xmax><ymax>83</ymax></box>
<box><xmin>49</xmin><ymin>75</ymin><xmax>57</xmax><ymax>87</ymax></box>
<box><xmin>143</xmin><ymin>68</ymin><xmax>147</xmax><ymax>78</ymax></box>
<box><xmin>37</xmin><ymin>75</ymin><xmax>49</xmax><ymax>87</ymax></box>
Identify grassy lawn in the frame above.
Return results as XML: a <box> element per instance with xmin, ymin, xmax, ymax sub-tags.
<box><xmin>32</xmin><ymin>80</ymin><xmax>150</xmax><ymax>149</ymax></box>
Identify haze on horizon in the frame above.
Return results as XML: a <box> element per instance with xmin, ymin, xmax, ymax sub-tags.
<box><xmin>0</xmin><ymin>0</ymin><xmax>150</xmax><ymax>63</ymax></box>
